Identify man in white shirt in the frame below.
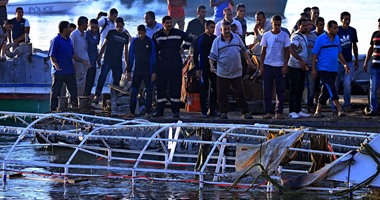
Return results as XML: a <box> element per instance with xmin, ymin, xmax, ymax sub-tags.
<box><xmin>214</xmin><ymin>7</ymin><xmax>242</xmax><ymax>36</ymax></box>
<box><xmin>96</xmin><ymin>8</ymin><xmax>118</xmax><ymax>45</ymax></box>
<box><xmin>144</xmin><ymin>11</ymin><xmax>163</xmax><ymax>38</ymax></box>
<box><xmin>259</xmin><ymin>15</ymin><xmax>291</xmax><ymax>119</ymax></box>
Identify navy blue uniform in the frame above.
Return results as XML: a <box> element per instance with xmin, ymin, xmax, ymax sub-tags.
<box><xmin>127</xmin><ymin>36</ymin><xmax>157</xmax><ymax>114</ymax></box>
<box><xmin>84</xmin><ymin>30</ymin><xmax>100</xmax><ymax>96</ymax></box>
<box><xmin>153</xmin><ymin>28</ymin><xmax>192</xmax><ymax>115</ymax></box>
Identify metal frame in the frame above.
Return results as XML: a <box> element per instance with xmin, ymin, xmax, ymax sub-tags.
<box><xmin>0</xmin><ymin>111</ymin><xmax>379</xmax><ymax>193</ymax></box>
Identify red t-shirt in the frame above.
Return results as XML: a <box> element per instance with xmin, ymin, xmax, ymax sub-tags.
<box><xmin>168</xmin><ymin>0</ymin><xmax>185</xmax><ymax>18</ymax></box>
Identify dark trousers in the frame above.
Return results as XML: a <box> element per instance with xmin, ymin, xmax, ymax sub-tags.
<box><xmin>130</xmin><ymin>72</ymin><xmax>153</xmax><ymax>114</ymax></box>
<box><xmin>318</xmin><ymin>71</ymin><xmax>339</xmax><ymax>105</ymax></box>
<box><xmin>288</xmin><ymin>67</ymin><xmax>306</xmax><ymax>113</ymax></box>
<box><xmin>95</xmin><ymin>61</ymin><xmax>122</xmax><ymax>96</ymax></box>
<box><xmin>200</xmin><ymin>70</ymin><xmax>217</xmax><ymax>115</ymax></box>
<box><xmin>263</xmin><ymin>65</ymin><xmax>286</xmax><ymax>114</ymax></box>
<box><xmin>217</xmin><ymin>76</ymin><xmax>249</xmax><ymax>114</ymax></box>
<box><xmin>50</xmin><ymin>73</ymin><xmax>77</xmax><ymax>110</ymax></box>
<box><xmin>84</xmin><ymin>66</ymin><xmax>96</xmax><ymax>96</ymax></box>
<box><xmin>156</xmin><ymin>65</ymin><xmax>182</xmax><ymax>114</ymax></box>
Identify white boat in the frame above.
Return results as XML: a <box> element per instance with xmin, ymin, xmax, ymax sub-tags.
<box><xmin>7</xmin><ymin>0</ymin><xmax>87</xmax><ymax>14</ymax></box>
<box><xmin>1</xmin><ymin>111</ymin><xmax>379</xmax><ymax>196</ymax></box>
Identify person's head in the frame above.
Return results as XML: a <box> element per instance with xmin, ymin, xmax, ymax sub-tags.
<box><xmin>77</xmin><ymin>16</ymin><xmax>88</xmax><ymax>31</ymax></box>
<box><xmin>271</xmin><ymin>15</ymin><xmax>282</xmax><ymax>32</ymax></box>
<box><xmin>231</xmin><ymin>24</ymin><xmax>238</xmax><ymax>33</ymax></box>
<box><xmin>15</xmin><ymin>7</ymin><xmax>24</xmax><ymax>18</ymax></box>
<box><xmin>255</xmin><ymin>11</ymin><xmax>266</xmax><ymax>26</ymax></box>
<box><xmin>115</xmin><ymin>17</ymin><xmax>124</xmax><ymax>32</ymax></box>
<box><xmin>205</xmin><ymin>20</ymin><xmax>215</xmax><ymax>35</ymax></box>
<box><xmin>223</xmin><ymin>7</ymin><xmax>233</xmax><ymax>21</ymax></box>
<box><xmin>144</xmin><ymin>11</ymin><xmax>156</xmax><ymax>26</ymax></box>
<box><xmin>303</xmin><ymin>7</ymin><xmax>311</xmax><ymax>18</ymax></box>
<box><xmin>162</xmin><ymin>16</ymin><xmax>173</xmax><ymax>31</ymax></box>
<box><xmin>297</xmin><ymin>18</ymin><xmax>308</xmax><ymax>34</ymax></box>
<box><xmin>221</xmin><ymin>21</ymin><xmax>231</xmax><ymax>36</ymax></box>
<box><xmin>311</xmin><ymin>6</ymin><xmax>319</xmax><ymax>20</ymax></box>
<box><xmin>137</xmin><ymin>24</ymin><xmax>146</xmax><ymax>39</ymax></box>
<box><xmin>340</xmin><ymin>11</ymin><xmax>351</xmax><ymax>28</ymax></box>
<box><xmin>3</xmin><ymin>20</ymin><xmax>13</xmax><ymax>32</ymax></box>
<box><xmin>69</xmin><ymin>23</ymin><xmax>76</xmax><ymax>34</ymax></box>
<box><xmin>327</xmin><ymin>20</ymin><xmax>339</xmax><ymax>36</ymax></box>
<box><xmin>58</xmin><ymin>21</ymin><xmax>70</xmax><ymax>36</ymax></box>
<box><xmin>300</xmin><ymin>12</ymin><xmax>307</xmax><ymax>20</ymax></box>
<box><xmin>236</xmin><ymin>3</ymin><xmax>246</xmax><ymax>18</ymax></box>
<box><xmin>306</xmin><ymin>18</ymin><xmax>313</xmax><ymax>33</ymax></box>
<box><xmin>109</xmin><ymin>8</ymin><xmax>118</xmax><ymax>22</ymax></box>
<box><xmin>315</xmin><ymin>17</ymin><xmax>325</xmax><ymax>32</ymax></box>
<box><xmin>197</xmin><ymin>5</ymin><xmax>206</xmax><ymax>19</ymax></box>
<box><xmin>89</xmin><ymin>19</ymin><xmax>99</xmax><ymax>34</ymax></box>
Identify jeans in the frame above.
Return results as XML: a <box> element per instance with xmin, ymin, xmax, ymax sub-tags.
<box><xmin>288</xmin><ymin>67</ymin><xmax>306</xmax><ymax>113</ymax></box>
<box><xmin>50</xmin><ymin>73</ymin><xmax>77</xmax><ymax>110</ymax></box>
<box><xmin>369</xmin><ymin>67</ymin><xmax>380</xmax><ymax>112</ymax></box>
<box><xmin>335</xmin><ymin>62</ymin><xmax>354</xmax><ymax>108</ymax></box>
<box><xmin>95</xmin><ymin>61</ymin><xmax>122</xmax><ymax>96</ymax></box>
<box><xmin>263</xmin><ymin>65</ymin><xmax>286</xmax><ymax>114</ymax></box>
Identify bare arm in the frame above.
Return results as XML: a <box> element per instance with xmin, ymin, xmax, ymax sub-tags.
<box><xmin>50</xmin><ymin>56</ymin><xmax>61</xmax><ymax>71</ymax></box>
<box><xmin>311</xmin><ymin>54</ymin><xmax>317</xmax><ymax>79</ymax></box>
<box><xmin>352</xmin><ymin>42</ymin><xmax>359</xmax><ymax>70</ymax></box>
<box><xmin>338</xmin><ymin>52</ymin><xmax>350</xmax><ymax>74</ymax></box>
<box><xmin>210</xmin><ymin>0</ymin><xmax>226</xmax><ymax>7</ymax></box>
<box><xmin>209</xmin><ymin>58</ymin><xmax>216</xmax><ymax>73</ymax></box>
<box><xmin>259</xmin><ymin>46</ymin><xmax>267</xmax><ymax>75</ymax></box>
<box><xmin>97</xmin><ymin>39</ymin><xmax>108</xmax><ymax>63</ymax></box>
<box><xmin>124</xmin><ymin>43</ymin><xmax>129</xmax><ymax>68</ymax></box>
<box><xmin>363</xmin><ymin>46</ymin><xmax>373</xmax><ymax>72</ymax></box>
<box><xmin>282</xmin><ymin>47</ymin><xmax>289</xmax><ymax>74</ymax></box>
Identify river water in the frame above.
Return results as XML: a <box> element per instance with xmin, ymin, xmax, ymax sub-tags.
<box><xmin>1</xmin><ymin>0</ymin><xmax>380</xmax><ymax>199</ymax></box>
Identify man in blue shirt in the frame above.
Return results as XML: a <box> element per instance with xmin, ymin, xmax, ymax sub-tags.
<box><xmin>10</xmin><ymin>7</ymin><xmax>30</xmax><ymax>44</ymax></box>
<box><xmin>49</xmin><ymin>21</ymin><xmax>90</xmax><ymax>111</ymax></box>
<box><xmin>335</xmin><ymin>11</ymin><xmax>359</xmax><ymax>111</ymax></box>
<box><xmin>311</xmin><ymin>20</ymin><xmax>350</xmax><ymax>118</ymax></box>
<box><xmin>84</xmin><ymin>19</ymin><xmax>100</xmax><ymax>96</ymax></box>
<box><xmin>210</xmin><ymin>0</ymin><xmax>234</xmax><ymax>23</ymax></box>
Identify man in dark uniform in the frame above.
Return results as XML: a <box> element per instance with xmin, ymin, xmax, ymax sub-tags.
<box><xmin>125</xmin><ymin>25</ymin><xmax>157</xmax><ymax>118</ymax></box>
<box><xmin>193</xmin><ymin>20</ymin><xmax>218</xmax><ymax>118</ymax></box>
<box><xmin>185</xmin><ymin>5</ymin><xmax>206</xmax><ymax>39</ymax></box>
<box><xmin>153</xmin><ymin>15</ymin><xmax>192</xmax><ymax>118</ymax></box>
<box><xmin>94</xmin><ymin>17</ymin><xmax>129</xmax><ymax>102</ymax></box>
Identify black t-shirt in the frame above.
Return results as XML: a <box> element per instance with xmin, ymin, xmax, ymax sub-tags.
<box><xmin>127</xmin><ymin>36</ymin><xmax>153</xmax><ymax>74</ymax></box>
<box><xmin>104</xmin><ymin>30</ymin><xmax>129</xmax><ymax>61</ymax></box>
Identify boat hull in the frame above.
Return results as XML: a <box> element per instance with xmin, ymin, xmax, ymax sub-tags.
<box><xmin>7</xmin><ymin>0</ymin><xmax>82</xmax><ymax>14</ymax></box>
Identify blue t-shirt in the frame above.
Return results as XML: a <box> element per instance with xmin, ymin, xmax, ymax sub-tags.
<box><xmin>337</xmin><ymin>26</ymin><xmax>358</xmax><ymax>62</ymax></box>
<box><xmin>213</xmin><ymin>1</ymin><xmax>229</xmax><ymax>19</ymax></box>
<box><xmin>49</xmin><ymin>34</ymin><xmax>75</xmax><ymax>75</ymax></box>
<box><xmin>312</xmin><ymin>33</ymin><xmax>342</xmax><ymax>72</ymax></box>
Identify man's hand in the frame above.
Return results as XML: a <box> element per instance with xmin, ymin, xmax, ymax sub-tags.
<box><xmin>312</xmin><ymin>69</ymin><xmax>317</xmax><ymax>80</ymax></box>
<box><xmin>195</xmin><ymin>70</ymin><xmax>201</xmax><ymax>78</ymax></box>
<box><xmin>82</xmin><ymin>60</ymin><xmax>91</xmax><ymax>68</ymax></box>
<box><xmin>363</xmin><ymin>63</ymin><xmax>368</xmax><ymax>72</ymax></box>
<box><xmin>258</xmin><ymin>63</ymin><xmax>264</xmax><ymax>76</ymax></box>
<box><xmin>127</xmin><ymin>73</ymin><xmax>132</xmax><ymax>81</ymax></box>
<box><xmin>343</xmin><ymin>64</ymin><xmax>350</xmax><ymax>74</ymax></box>
<box><xmin>151</xmin><ymin>73</ymin><xmax>157</xmax><ymax>82</ymax></box>
<box><xmin>54</xmin><ymin>64</ymin><xmax>62</xmax><ymax>71</ymax></box>
<box><xmin>210</xmin><ymin>65</ymin><xmax>216</xmax><ymax>73</ymax></box>
<box><xmin>281</xmin><ymin>65</ymin><xmax>288</xmax><ymax>75</ymax></box>
<box><xmin>354</xmin><ymin>60</ymin><xmax>359</xmax><ymax>71</ymax></box>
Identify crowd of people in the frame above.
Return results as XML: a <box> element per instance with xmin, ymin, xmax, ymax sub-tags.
<box><xmin>9</xmin><ymin>0</ymin><xmax>378</xmax><ymax>119</ymax></box>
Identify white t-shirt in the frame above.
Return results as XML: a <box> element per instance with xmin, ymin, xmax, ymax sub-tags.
<box><xmin>288</xmin><ymin>31</ymin><xmax>308</xmax><ymax>68</ymax></box>
<box><xmin>261</xmin><ymin>30</ymin><xmax>291</xmax><ymax>67</ymax></box>
<box><xmin>214</xmin><ymin>19</ymin><xmax>243</xmax><ymax>36</ymax></box>
<box><xmin>98</xmin><ymin>17</ymin><xmax>116</xmax><ymax>45</ymax></box>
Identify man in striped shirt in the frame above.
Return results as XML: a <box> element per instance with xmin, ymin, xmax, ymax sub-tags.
<box><xmin>152</xmin><ymin>16</ymin><xmax>192</xmax><ymax>118</ymax></box>
<box><xmin>363</xmin><ymin>18</ymin><xmax>380</xmax><ymax>116</ymax></box>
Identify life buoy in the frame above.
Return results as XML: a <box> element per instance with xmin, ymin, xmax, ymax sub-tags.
<box><xmin>4</xmin><ymin>43</ymin><xmax>20</xmax><ymax>58</ymax></box>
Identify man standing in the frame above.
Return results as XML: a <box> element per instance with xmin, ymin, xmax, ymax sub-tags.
<box><xmin>10</xmin><ymin>7</ymin><xmax>30</xmax><ymax>44</ymax></box>
<box><xmin>193</xmin><ymin>20</ymin><xmax>217</xmax><ymax>118</ymax></box>
<box><xmin>0</xmin><ymin>20</ymin><xmax>12</xmax><ymax>60</ymax></box>
<box><xmin>84</xmin><ymin>19</ymin><xmax>100</xmax><ymax>96</ymax></box>
<box><xmin>94</xmin><ymin>17</ymin><xmax>129</xmax><ymax>102</ymax></box>
<box><xmin>0</xmin><ymin>0</ymin><xmax>7</xmax><ymax>26</ymax></box>
<box><xmin>167</xmin><ymin>0</ymin><xmax>187</xmax><ymax>31</ymax></box>
<box><xmin>97</xmin><ymin>8</ymin><xmax>118</xmax><ymax>45</ymax></box>
<box><xmin>152</xmin><ymin>16</ymin><xmax>192</xmax><ymax>118</ymax></box>
<box><xmin>259</xmin><ymin>15</ymin><xmax>291</xmax><ymax>119</ymax></box>
<box><xmin>214</xmin><ymin>7</ymin><xmax>242</xmax><ymax>36</ymax></box>
<box><xmin>310</xmin><ymin>6</ymin><xmax>319</xmax><ymax>31</ymax></box>
<box><xmin>363</xmin><ymin>18</ymin><xmax>380</xmax><ymax>116</ymax></box>
<box><xmin>208</xmin><ymin>21</ymin><xmax>254</xmax><ymax>119</ymax></box>
<box><xmin>210</xmin><ymin>0</ymin><xmax>234</xmax><ymax>23</ymax></box>
<box><xmin>125</xmin><ymin>25</ymin><xmax>157</xmax><ymax>118</ymax></box>
<box><xmin>145</xmin><ymin>11</ymin><xmax>163</xmax><ymax>39</ymax></box>
<box><xmin>249</xmin><ymin>11</ymin><xmax>272</xmax><ymax>58</ymax></box>
<box><xmin>234</xmin><ymin>3</ymin><xmax>247</xmax><ymax>42</ymax></box>
<box><xmin>335</xmin><ymin>11</ymin><xmax>359</xmax><ymax>111</ymax></box>
<box><xmin>49</xmin><ymin>21</ymin><xmax>88</xmax><ymax>111</ymax></box>
<box><xmin>312</xmin><ymin>20</ymin><xmax>349</xmax><ymax>118</ymax></box>
<box><xmin>305</xmin><ymin>18</ymin><xmax>318</xmax><ymax>113</ymax></box>
<box><xmin>288</xmin><ymin>18</ymin><xmax>310</xmax><ymax>119</ymax></box>
<box><xmin>186</xmin><ymin>5</ymin><xmax>206</xmax><ymax>39</ymax></box>
<box><xmin>313</xmin><ymin>17</ymin><xmax>325</xmax><ymax>36</ymax></box>
<box><xmin>70</xmin><ymin>16</ymin><xmax>91</xmax><ymax>97</ymax></box>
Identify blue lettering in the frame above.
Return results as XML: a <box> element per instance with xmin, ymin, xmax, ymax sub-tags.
<box><xmin>29</xmin><ymin>6</ymin><xmax>53</xmax><ymax>13</ymax></box>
